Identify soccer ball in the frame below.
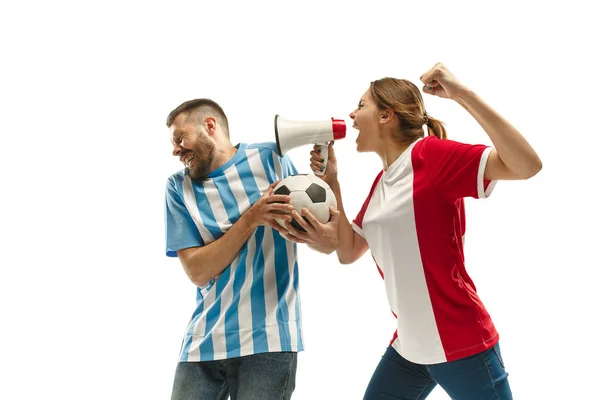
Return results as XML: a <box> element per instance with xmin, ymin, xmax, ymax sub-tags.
<box><xmin>273</xmin><ymin>174</ymin><xmax>337</xmax><ymax>233</ymax></box>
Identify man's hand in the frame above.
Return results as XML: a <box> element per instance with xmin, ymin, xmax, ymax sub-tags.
<box><xmin>283</xmin><ymin>206</ymin><xmax>340</xmax><ymax>254</ymax></box>
<box><xmin>246</xmin><ymin>181</ymin><xmax>294</xmax><ymax>235</ymax></box>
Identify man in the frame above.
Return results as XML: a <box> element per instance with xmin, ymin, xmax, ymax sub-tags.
<box><xmin>164</xmin><ymin>98</ymin><xmax>337</xmax><ymax>399</ymax></box>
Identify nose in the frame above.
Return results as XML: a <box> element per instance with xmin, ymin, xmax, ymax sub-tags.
<box><xmin>349</xmin><ymin>110</ymin><xmax>356</xmax><ymax>120</ymax></box>
<box><xmin>172</xmin><ymin>143</ymin><xmax>182</xmax><ymax>157</ymax></box>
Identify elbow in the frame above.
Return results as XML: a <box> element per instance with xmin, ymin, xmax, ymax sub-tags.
<box><xmin>336</xmin><ymin>241</ymin><xmax>364</xmax><ymax>265</ymax></box>
<box><xmin>532</xmin><ymin>157</ymin><xmax>543</xmax><ymax>177</ymax></box>
<box><xmin>178</xmin><ymin>248</ymin><xmax>212</xmax><ymax>287</ymax></box>
<box><xmin>191</xmin><ymin>274</ymin><xmax>213</xmax><ymax>288</ymax></box>
<box><xmin>521</xmin><ymin>157</ymin><xmax>543</xmax><ymax>179</ymax></box>
<box><xmin>323</xmin><ymin>248</ymin><xmax>336</xmax><ymax>256</ymax></box>
<box><xmin>186</xmin><ymin>268</ymin><xmax>213</xmax><ymax>288</ymax></box>
<box><xmin>337</xmin><ymin>253</ymin><xmax>355</xmax><ymax>265</ymax></box>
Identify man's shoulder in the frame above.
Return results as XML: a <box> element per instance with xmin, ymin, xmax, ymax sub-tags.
<box><xmin>165</xmin><ymin>169</ymin><xmax>186</xmax><ymax>190</ymax></box>
<box><xmin>245</xmin><ymin>141</ymin><xmax>278</xmax><ymax>153</ymax></box>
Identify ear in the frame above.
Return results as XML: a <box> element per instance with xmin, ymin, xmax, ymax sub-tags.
<box><xmin>379</xmin><ymin>109</ymin><xmax>394</xmax><ymax>125</ymax></box>
<box><xmin>204</xmin><ymin>116</ymin><xmax>218</xmax><ymax>136</ymax></box>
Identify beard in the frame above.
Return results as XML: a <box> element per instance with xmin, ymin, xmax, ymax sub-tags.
<box><xmin>187</xmin><ymin>134</ymin><xmax>216</xmax><ymax>181</ymax></box>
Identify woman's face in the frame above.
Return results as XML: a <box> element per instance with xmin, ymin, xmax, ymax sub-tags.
<box><xmin>349</xmin><ymin>89</ymin><xmax>384</xmax><ymax>153</ymax></box>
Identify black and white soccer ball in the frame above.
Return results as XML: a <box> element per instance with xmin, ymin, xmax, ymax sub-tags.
<box><xmin>273</xmin><ymin>174</ymin><xmax>337</xmax><ymax>233</ymax></box>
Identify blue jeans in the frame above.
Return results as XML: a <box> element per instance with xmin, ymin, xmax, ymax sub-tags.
<box><xmin>170</xmin><ymin>352</ymin><xmax>297</xmax><ymax>400</ymax></box>
<box><xmin>364</xmin><ymin>343</ymin><xmax>512</xmax><ymax>400</ymax></box>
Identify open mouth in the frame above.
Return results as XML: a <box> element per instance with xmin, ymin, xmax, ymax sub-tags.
<box><xmin>182</xmin><ymin>154</ymin><xmax>194</xmax><ymax>168</ymax></box>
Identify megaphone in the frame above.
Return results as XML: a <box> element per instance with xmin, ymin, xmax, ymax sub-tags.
<box><xmin>274</xmin><ymin>115</ymin><xmax>346</xmax><ymax>176</ymax></box>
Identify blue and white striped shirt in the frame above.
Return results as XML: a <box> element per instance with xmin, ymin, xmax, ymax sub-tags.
<box><xmin>164</xmin><ymin>142</ymin><xmax>303</xmax><ymax>362</ymax></box>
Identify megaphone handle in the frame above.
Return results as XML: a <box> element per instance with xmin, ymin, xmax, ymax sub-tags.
<box><xmin>314</xmin><ymin>142</ymin><xmax>329</xmax><ymax>176</ymax></box>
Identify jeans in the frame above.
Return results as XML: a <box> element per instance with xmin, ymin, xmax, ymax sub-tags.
<box><xmin>364</xmin><ymin>342</ymin><xmax>512</xmax><ymax>400</ymax></box>
<box><xmin>170</xmin><ymin>351</ymin><xmax>297</xmax><ymax>400</ymax></box>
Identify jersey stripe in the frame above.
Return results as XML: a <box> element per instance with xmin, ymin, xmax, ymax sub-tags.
<box><xmin>210</xmin><ymin>259</ymin><xmax>235</xmax><ymax>358</ymax></box>
<box><xmin>273</xmin><ymin>151</ymin><xmax>283</xmax><ymax>181</ymax></box>
<box><xmin>189</xmin><ymin>181</ymin><xmax>224</xmax><ymax>241</ymax></box>
<box><xmin>182</xmin><ymin>176</ymin><xmax>214</xmax><ymax>244</ymax></box>
<box><xmin>273</xmin><ymin>233</ymin><xmax>292</xmax><ymax>348</ymax></box>
<box><xmin>291</xmin><ymin>246</ymin><xmax>303</xmax><ymax>349</ymax></box>
<box><xmin>389</xmin><ymin>150</ymin><xmax>444</xmax><ymax>362</ymax></box>
<box><xmin>261</xmin><ymin>228</ymin><xmax>283</xmax><ymax>351</ymax></box>
<box><xmin>238</xmin><ymin>236</ymin><xmax>256</xmax><ymax>357</ymax></box>
<box><xmin>477</xmin><ymin>147</ymin><xmax>496</xmax><ymax>198</ymax></box>
<box><xmin>236</xmin><ymin>149</ymin><xmax>262</xmax><ymax>204</ymax></box>
<box><xmin>188</xmin><ymin>281</ymin><xmax>217</xmax><ymax>361</ymax></box>
<box><xmin>259</xmin><ymin>147</ymin><xmax>279</xmax><ymax>183</ymax></box>
<box><xmin>246</xmin><ymin>148</ymin><xmax>272</xmax><ymax>193</ymax></box>
<box><xmin>204</xmin><ymin>178</ymin><xmax>233</xmax><ymax>231</ymax></box>
<box><xmin>224</xmin><ymin>165</ymin><xmax>250</xmax><ymax>215</ymax></box>
<box><xmin>250</xmin><ymin>227</ymin><xmax>268</xmax><ymax>353</ymax></box>
<box><xmin>284</xmin><ymin>239</ymin><xmax>299</xmax><ymax>349</ymax></box>
<box><xmin>179</xmin><ymin>299</ymin><xmax>203</xmax><ymax>362</ymax></box>
<box><xmin>224</xmin><ymin>250</ymin><xmax>244</xmax><ymax>358</ymax></box>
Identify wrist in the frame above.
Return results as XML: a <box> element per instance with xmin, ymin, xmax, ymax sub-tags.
<box><xmin>241</xmin><ymin>207</ymin><xmax>259</xmax><ymax>230</ymax></box>
<box><xmin>452</xmin><ymin>85</ymin><xmax>475</xmax><ymax>105</ymax></box>
<box><xmin>328</xmin><ymin>179</ymin><xmax>341</xmax><ymax>192</ymax></box>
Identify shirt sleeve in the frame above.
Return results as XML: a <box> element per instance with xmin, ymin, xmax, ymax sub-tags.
<box><xmin>419</xmin><ymin>136</ymin><xmax>497</xmax><ymax>202</ymax></box>
<box><xmin>164</xmin><ymin>177</ymin><xmax>204</xmax><ymax>257</ymax></box>
<box><xmin>352</xmin><ymin>170</ymin><xmax>384</xmax><ymax>238</ymax></box>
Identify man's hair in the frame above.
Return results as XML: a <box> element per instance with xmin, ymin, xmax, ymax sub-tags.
<box><xmin>166</xmin><ymin>98</ymin><xmax>230</xmax><ymax>136</ymax></box>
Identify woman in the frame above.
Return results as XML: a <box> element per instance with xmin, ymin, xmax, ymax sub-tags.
<box><xmin>283</xmin><ymin>63</ymin><xmax>542</xmax><ymax>399</ymax></box>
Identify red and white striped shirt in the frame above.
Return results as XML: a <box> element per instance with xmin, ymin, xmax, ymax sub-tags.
<box><xmin>352</xmin><ymin>135</ymin><xmax>498</xmax><ymax>364</ymax></box>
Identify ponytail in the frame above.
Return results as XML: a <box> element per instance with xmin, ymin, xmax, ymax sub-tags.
<box><xmin>426</xmin><ymin>116</ymin><xmax>447</xmax><ymax>140</ymax></box>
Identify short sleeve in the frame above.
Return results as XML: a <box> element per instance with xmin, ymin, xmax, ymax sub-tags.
<box><xmin>418</xmin><ymin>136</ymin><xmax>497</xmax><ymax>201</ymax></box>
<box><xmin>352</xmin><ymin>171</ymin><xmax>384</xmax><ymax>238</ymax></box>
<box><xmin>164</xmin><ymin>177</ymin><xmax>204</xmax><ymax>257</ymax></box>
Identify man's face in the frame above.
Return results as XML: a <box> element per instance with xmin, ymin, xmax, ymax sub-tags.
<box><xmin>170</xmin><ymin>114</ymin><xmax>216</xmax><ymax>180</ymax></box>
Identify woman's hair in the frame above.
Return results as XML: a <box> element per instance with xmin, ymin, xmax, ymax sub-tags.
<box><xmin>370</xmin><ymin>78</ymin><xmax>447</xmax><ymax>143</ymax></box>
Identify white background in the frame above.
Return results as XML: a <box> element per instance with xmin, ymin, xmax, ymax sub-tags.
<box><xmin>1</xmin><ymin>1</ymin><xmax>598</xmax><ymax>399</ymax></box>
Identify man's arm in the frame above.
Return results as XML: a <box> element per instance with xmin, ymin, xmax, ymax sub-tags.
<box><xmin>177</xmin><ymin>182</ymin><xmax>293</xmax><ymax>287</ymax></box>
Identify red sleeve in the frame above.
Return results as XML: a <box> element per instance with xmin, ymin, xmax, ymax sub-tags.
<box><xmin>352</xmin><ymin>170</ymin><xmax>383</xmax><ymax>237</ymax></box>
<box><xmin>416</xmin><ymin>136</ymin><xmax>496</xmax><ymax>202</ymax></box>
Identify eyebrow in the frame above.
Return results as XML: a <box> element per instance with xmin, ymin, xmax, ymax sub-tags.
<box><xmin>172</xmin><ymin>129</ymin><xmax>185</xmax><ymax>138</ymax></box>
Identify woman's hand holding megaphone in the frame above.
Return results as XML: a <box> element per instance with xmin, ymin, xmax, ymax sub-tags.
<box><xmin>310</xmin><ymin>142</ymin><xmax>338</xmax><ymax>186</ymax></box>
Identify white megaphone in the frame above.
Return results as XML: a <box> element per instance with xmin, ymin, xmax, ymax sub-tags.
<box><xmin>274</xmin><ymin>115</ymin><xmax>346</xmax><ymax>176</ymax></box>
